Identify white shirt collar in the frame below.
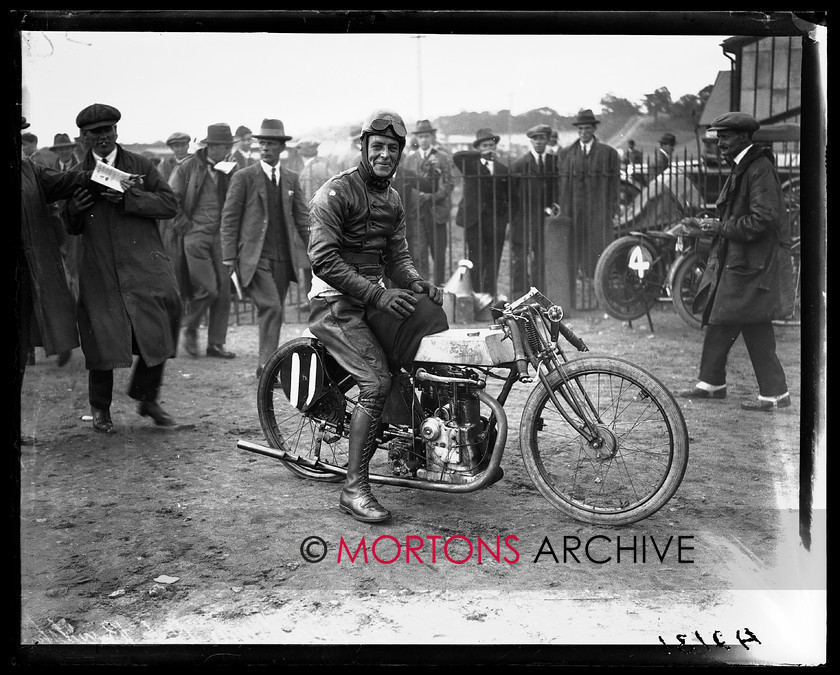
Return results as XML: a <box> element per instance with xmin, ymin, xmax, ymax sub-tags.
<box><xmin>260</xmin><ymin>159</ymin><xmax>281</xmax><ymax>180</ymax></box>
<box><xmin>94</xmin><ymin>148</ymin><xmax>118</xmax><ymax>165</ymax></box>
<box><xmin>530</xmin><ymin>149</ymin><xmax>546</xmax><ymax>162</ymax></box>
<box><xmin>734</xmin><ymin>144</ymin><xmax>754</xmax><ymax>165</ymax></box>
<box><xmin>580</xmin><ymin>139</ymin><xmax>593</xmax><ymax>152</ymax></box>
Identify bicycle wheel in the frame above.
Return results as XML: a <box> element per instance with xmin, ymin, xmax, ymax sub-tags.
<box><xmin>593</xmin><ymin>236</ymin><xmax>667</xmax><ymax>321</ymax></box>
<box><xmin>257</xmin><ymin>337</ymin><xmax>355</xmax><ymax>482</ymax></box>
<box><xmin>670</xmin><ymin>251</ymin><xmax>705</xmax><ymax>330</ymax></box>
<box><xmin>520</xmin><ymin>356</ymin><xmax>689</xmax><ymax>526</ymax></box>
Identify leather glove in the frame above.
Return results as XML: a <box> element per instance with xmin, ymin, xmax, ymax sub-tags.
<box><xmin>374</xmin><ymin>288</ymin><xmax>419</xmax><ymax>319</ymax></box>
<box><xmin>410</xmin><ymin>280</ymin><xmax>444</xmax><ymax>306</ymax></box>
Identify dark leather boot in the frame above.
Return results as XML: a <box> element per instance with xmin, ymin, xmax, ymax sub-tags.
<box><xmin>339</xmin><ymin>402</ymin><xmax>391</xmax><ymax>523</ymax></box>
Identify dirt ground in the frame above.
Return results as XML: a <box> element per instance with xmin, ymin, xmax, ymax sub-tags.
<box><xmin>15</xmin><ymin>299</ymin><xmax>825</xmax><ymax>666</ymax></box>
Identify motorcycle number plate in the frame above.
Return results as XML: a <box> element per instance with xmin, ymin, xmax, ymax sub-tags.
<box><xmin>628</xmin><ymin>245</ymin><xmax>653</xmax><ymax>279</ymax></box>
<box><xmin>279</xmin><ymin>345</ymin><xmax>326</xmax><ymax>411</ymax></box>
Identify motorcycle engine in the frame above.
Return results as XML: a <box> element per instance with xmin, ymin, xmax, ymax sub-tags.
<box><xmin>413</xmin><ymin>365</ymin><xmax>492</xmax><ymax>483</ymax></box>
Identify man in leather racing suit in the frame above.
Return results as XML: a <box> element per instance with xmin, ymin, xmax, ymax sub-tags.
<box><xmin>307</xmin><ymin>109</ymin><xmax>448</xmax><ymax>523</ymax></box>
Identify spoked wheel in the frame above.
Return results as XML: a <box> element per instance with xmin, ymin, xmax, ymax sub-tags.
<box><xmin>257</xmin><ymin>337</ymin><xmax>356</xmax><ymax>482</ymax></box>
<box><xmin>593</xmin><ymin>236</ymin><xmax>668</xmax><ymax>321</ymax></box>
<box><xmin>520</xmin><ymin>356</ymin><xmax>689</xmax><ymax>526</ymax></box>
<box><xmin>670</xmin><ymin>251</ymin><xmax>706</xmax><ymax>330</ymax></box>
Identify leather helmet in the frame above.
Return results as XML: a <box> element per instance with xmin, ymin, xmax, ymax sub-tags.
<box><xmin>360</xmin><ymin>109</ymin><xmax>407</xmax><ymax>151</ymax></box>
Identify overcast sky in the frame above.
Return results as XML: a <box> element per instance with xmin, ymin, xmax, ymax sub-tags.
<box><xmin>17</xmin><ymin>30</ymin><xmax>751</xmax><ymax>145</ymax></box>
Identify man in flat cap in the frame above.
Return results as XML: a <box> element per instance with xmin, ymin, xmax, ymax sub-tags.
<box><xmin>170</xmin><ymin>123</ymin><xmax>238</xmax><ymax>361</ymax></box>
<box><xmin>294</xmin><ymin>137</ymin><xmax>332</xmax><ymax>304</ymax></box>
<box><xmin>232</xmin><ymin>125</ymin><xmax>256</xmax><ymax>170</ymax></box>
<box><xmin>680</xmin><ymin>112</ymin><xmax>794</xmax><ymax>411</ymax></box>
<box><xmin>509</xmin><ymin>123</ymin><xmax>559</xmax><ymax>298</ymax></box>
<box><xmin>159</xmin><ymin>131</ymin><xmax>193</xmax><ymax>182</ymax></box>
<box><xmin>221</xmin><ymin>118</ymin><xmax>310</xmax><ymax>376</ymax></box>
<box><xmin>64</xmin><ymin>103</ymin><xmax>182</xmax><ymax>433</ymax></box>
<box><xmin>557</xmin><ymin>109</ymin><xmax>620</xmax><ymax>307</ymax></box>
<box><xmin>336</xmin><ymin>124</ymin><xmax>364</xmax><ymax>173</ymax></box>
<box><xmin>453</xmin><ymin>127</ymin><xmax>511</xmax><ymax>297</ymax></box>
<box><xmin>158</xmin><ymin>131</ymin><xmax>194</xmax><ymax>306</ymax></box>
<box><xmin>402</xmin><ymin>120</ymin><xmax>454</xmax><ymax>285</ymax></box>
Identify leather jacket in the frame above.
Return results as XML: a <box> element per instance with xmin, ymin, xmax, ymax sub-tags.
<box><xmin>308</xmin><ymin>166</ymin><xmax>421</xmax><ymax>304</ymax></box>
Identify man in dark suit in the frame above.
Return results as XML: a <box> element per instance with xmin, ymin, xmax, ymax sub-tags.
<box><xmin>453</xmin><ymin>128</ymin><xmax>510</xmax><ymax>297</ymax></box>
<box><xmin>558</xmin><ymin>109</ymin><xmax>621</xmax><ymax>292</ymax></box>
<box><xmin>509</xmin><ymin>123</ymin><xmax>559</xmax><ymax>298</ymax></box>
<box><xmin>220</xmin><ymin>118</ymin><xmax>310</xmax><ymax>376</ymax></box>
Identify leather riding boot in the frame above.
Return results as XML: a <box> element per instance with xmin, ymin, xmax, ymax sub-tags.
<box><xmin>339</xmin><ymin>402</ymin><xmax>391</xmax><ymax>523</ymax></box>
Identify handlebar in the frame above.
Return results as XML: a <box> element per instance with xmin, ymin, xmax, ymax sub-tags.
<box><xmin>558</xmin><ymin>321</ymin><xmax>589</xmax><ymax>352</ymax></box>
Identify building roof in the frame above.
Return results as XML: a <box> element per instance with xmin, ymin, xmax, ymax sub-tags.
<box><xmin>699</xmin><ymin>70</ymin><xmax>733</xmax><ymax>128</ymax></box>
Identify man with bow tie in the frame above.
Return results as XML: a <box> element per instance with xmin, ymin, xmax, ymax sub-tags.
<box><xmin>453</xmin><ymin>127</ymin><xmax>510</xmax><ymax>297</ymax></box>
<box><xmin>221</xmin><ymin>118</ymin><xmax>310</xmax><ymax>377</ymax></box>
<box><xmin>169</xmin><ymin>123</ymin><xmax>239</xmax><ymax>361</ymax></box>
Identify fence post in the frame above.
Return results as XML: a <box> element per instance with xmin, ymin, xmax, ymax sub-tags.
<box><xmin>544</xmin><ymin>213</ymin><xmax>574</xmax><ymax>309</ymax></box>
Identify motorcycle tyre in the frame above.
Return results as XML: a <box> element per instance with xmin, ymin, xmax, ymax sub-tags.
<box><xmin>670</xmin><ymin>251</ymin><xmax>705</xmax><ymax>330</ymax></box>
<box><xmin>520</xmin><ymin>355</ymin><xmax>689</xmax><ymax>526</ymax></box>
<box><xmin>593</xmin><ymin>236</ymin><xmax>665</xmax><ymax>322</ymax></box>
<box><xmin>257</xmin><ymin>337</ymin><xmax>351</xmax><ymax>482</ymax></box>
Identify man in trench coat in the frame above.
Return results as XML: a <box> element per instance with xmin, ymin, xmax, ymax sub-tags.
<box><xmin>64</xmin><ymin>103</ymin><xmax>182</xmax><ymax>433</ymax></box>
<box><xmin>679</xmin><ymin>112</ymin><xmax>794</xmax><ymax>411</ymax></box>
<box><xmin>220</xmin><ymin>118</ymin><xmax>310</xmax><ymax>376</ymax></box>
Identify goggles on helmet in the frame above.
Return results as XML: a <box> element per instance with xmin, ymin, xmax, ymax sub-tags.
<box><xmin>367</xmin><ymin>117</ymin><xmax>407</xmax><ymax>138</ymax></box>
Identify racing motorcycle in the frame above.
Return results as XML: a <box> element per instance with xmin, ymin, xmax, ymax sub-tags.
<box><xmin>238</xmin><ymin>288</ymin><xmax>689</xmax><ymax>526</ymax></box>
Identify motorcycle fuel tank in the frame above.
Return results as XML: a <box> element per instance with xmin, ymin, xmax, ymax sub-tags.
<box><xmin>412</xmin><ymin>328</ymin><xmax>515</xmax><ymax>366</ymax></box>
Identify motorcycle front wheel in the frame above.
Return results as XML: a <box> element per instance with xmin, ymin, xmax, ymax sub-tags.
<box><xmin>520</xmin><ymin>356</ymin><xmax>688</xmax><ymax>526</ymax></box>
<box><xmin>257</xmin><ymin>337</ymin><xmax>354</xmax><ymax>482</ymax></box>
<box><xmin>593</xmin><ymin>236</ymin><xmax>667</xmax><ymax>321</ymax></box>
<box><xmin>670</xmin><ymin>251</ymin><xmax>706</xmax><ymax>330</ymax></box>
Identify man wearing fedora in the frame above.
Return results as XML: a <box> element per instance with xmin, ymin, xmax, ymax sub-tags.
<box><xmin>63</xmin><ymin>103</ymin><xmax>182</xmax><ymax>433</ymax></box>
<box><xmin>402</xmin><ymin>120</ymin><xmax>454</xmax><ymax>286</ymax></box>
<box><xmin>48</xmin><ymin>133</ymin><xmax>83</xmax><ymax>302</ymax></box>
<box><xmin>221</xmin><ymin>118</ymin><xmax>310</xmax><ymax>376</ymax></box>
<box><xmin>170</xmin><ymin>123</ymin><xmax>239</xmax><ymax>361</ymax></box>
<box><xmin>652</xmin><ymin>132</ymin><xmax>676</xmax><ymax>178</ymax></box>
<box><xmin>679</xmin><ymin>112</ymin><xmax>794</xmax><ymax>412</ymax></box>
<box><xmin>510</xmin><ymin>123</ymin><xmax>559</xmax><ymax>299</ymax></box>
<box><xmin>453</xmin><ymin>128</ymin><xmax>510</xmax><ymax>297</ymax></box>
<box><xmin>558</xmin><ymin>109</ymin><xmax>621</xmax><ymax>304</ymax></box>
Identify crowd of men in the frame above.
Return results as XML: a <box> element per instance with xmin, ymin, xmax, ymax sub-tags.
<box><xmin>19</xmin><ymin>102</ymin><xmax>792</xmax><ymax>445</ymax></box>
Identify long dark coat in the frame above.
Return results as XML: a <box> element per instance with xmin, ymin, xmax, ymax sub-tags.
<box><xmin>20</xmin><ymin>159</ymin><xmax>88</xmax><ymax>356</ymax></box>
<box><xmin>66</xmin><ymin>146</ymin><xmax>181</xmax><ymax>370</ymax></box>
<box><xmin>694</xmin><ymin>145</ymin><xmax>794</xmax><ymax>326</ymax></box>
<box><xmin>558</xmin><ymin>139</ymin><xmax>621</xmax><ymax>276</ymax></box>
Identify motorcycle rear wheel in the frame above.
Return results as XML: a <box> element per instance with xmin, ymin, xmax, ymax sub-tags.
<box><xmin>670</xmin><ymin>251</ymin><xmax>705</xmax><ymax>330</ymax></box>
<box><xmin>520</xmin><ymin>356</ymin><xmax>688</xmax><ymax>526</ymax></box>
<box><xmin>593</xmin><ymin>236</ymin><xmax>667</xmax><ymax>321</ymax></box>
<box><xmin>257</xmin><ymin>337</ymin><xmax>354</xmax><ymax>482</ymax></box>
